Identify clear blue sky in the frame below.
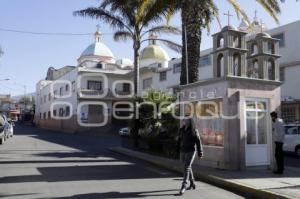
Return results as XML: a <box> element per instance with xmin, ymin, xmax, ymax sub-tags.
<box><xmin>0</xmin><ymin>0</ymin><xmax>299</xmax><ymax>96</ymax></box>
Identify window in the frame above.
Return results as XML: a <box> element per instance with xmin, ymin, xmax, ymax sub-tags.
<box><xmin>54</xmin><ymin>90</ymin><xmax>58</xmax><ymax>97</ymax></box>
<box><xmin>143</xmin><ymin>78</ymin><xmax>152</xmax><ymax>89</ymax></box>
<box><xmin>65</xmin><ymin>106</ymin><xmax>70</xmax><ymax>117</ymax></box>
<box><xmin>285</xmin><ymin>126</ymin><xmax>300</xmax><ymax>135</ymax></box>
<box><xmin>87</xmin><ymin>81</ymin><xmax>102</xmax><ymax>90</ymax></box>
<box><xmin>233</xmin><ymin>53</ymin><xmax>241</xmax><ymax>76</ymax></box>
<box><xmin>48</xmin><ymin>93</ymin><xmax>51</xmax><ymax>101</ymax></box>
<box><xmin>53</xmin><ymin>109</ymin><xmax>57</xmax><ymax>116</ymax></box>
<box><xmin>282</xmin><ymin>107</ymin><xmax>296</xmax><ymax>123</ymax></box>
<box><xmin>60</xmin><ymin>87</ymin><xmax>63</xmax><ymax>96</ymax></box>
<box><xmin>233</xmin><ymin>35</ymin><xmax>240</xmax><ymax>48</ymax></box>
<box><xmin>44</xmin><ymin>95</ymin><xmax>47</xmax><ymax>103</ymax></box>
<box><xmin>59</xmin><ymin>108</ymin><xmax>64</xmax><ymax>117</ymax></box>
<box><xmin>217</xmin><ymin>54</ymin><xmax>224</xmax><ymax>77</ymax></box>
<box><xmin>39</xmin><ymin>113</ymin><xmax>42</xmax><ymax>119</ymax></box>
<box><xmin>65</xmin><ymin>84</ymin><xmax>69</xmax><ymax>92</ymax></box>
<box><xmin>48</xmin><ymin>111</ymin><xmax>51</xmax><ymax>119</ymax></box>
<box><xmin>72</xmin><ymin>81</ymin><xmax>76</xmax><ymax>92</ymax></box>
<box><xmin>280</xmin><ymin>67</ymin><xmax>285</xmax><ymax>82</ymax></box>
<box><xmin>159</xmin><ymin>71</ymin><xmax>167</xmax><ymax>81</ymax></box>
<box><xmin>217</xmin><ymin>35</ymin><xmax>224</xmax><ymax>48</ymax></box>
<box><xmin>267</xmin><ymin>42</ymin><xmax>275</xmax><ymax>54</ymax></box>
<box><xmin>272</xmin><ymin>33</ymin><xmax>285</xmax><ymax>48</ymax></box>
<box><xmin>267</xmin><ymin>59</ymin><xmax>275</xmax><ymax>80</ymax></box>
<box><xmin>123</xmin><ymin>83</ymin><xmax>130</xmax><ymax>92</ymax></box>
<box><xmin>96</xmin><ymin>63</ymin><xmax>103</xmax><ymax>69</ymax></box>
<box><xmin>173</xmin><ymin>63</ymin><xmax>181</xmax><ymax>73</ymax></box>
<box><xmin>251</xmin><ymin>43</ymin><xmax>258</xmax><ymax>55</ymax></box>
<box><xmin>43</xmin><ymin>112</ymin><xmax>46</xmax><ymax>120</ymax></box>
<box><xmin>199</xmin><ymin>55</ymin><xmax>211</xmax><ymax>67</ymax></box>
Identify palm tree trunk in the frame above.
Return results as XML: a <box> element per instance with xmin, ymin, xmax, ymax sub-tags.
<box><xmin>180</xmin><ymin>0</ymin><xmax>202</xmax><ymax>85</ymax></box>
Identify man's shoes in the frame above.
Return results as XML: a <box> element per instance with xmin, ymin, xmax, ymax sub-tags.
<box><xmin>273</xmin><ymin>171</ymin><xmax>283</xmax><ymax>174</ymax></box>
<box><xmin>179</xmin><ymin>185</ymin><xmax>187</xmax><ymax>195</ymax></box>
<box><xmin>187</xmin><ymin>181</ymin><xmax>196</xmax><ymax>190</ymax></box>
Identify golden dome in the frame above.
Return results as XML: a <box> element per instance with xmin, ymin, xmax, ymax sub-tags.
<box><xmin>140</xmin><ymin>44</ymin><xmax>170</xmax><ymax>61</ymax></box>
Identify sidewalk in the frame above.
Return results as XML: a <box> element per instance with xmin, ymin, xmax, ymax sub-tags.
<box><xmin>110</xmin><ymin>147</ymin><xmax>300</xmax><ymax>199</ymax></box>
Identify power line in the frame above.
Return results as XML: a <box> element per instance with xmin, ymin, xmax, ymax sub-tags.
<box><xmin>0</xmin><ymin>27</ymin><xmax>114</xmax><ymax>36</ymax></box>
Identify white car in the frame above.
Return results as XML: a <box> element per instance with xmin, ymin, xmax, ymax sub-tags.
<box><xmin>283</xmin><ymin>124</ymin><xmax>300</xmax><ymax>157</ymax></box>
<box><xmin>119</xmin><ymin>127</ymin><xmax>130</xmax><ymax>137</ymax></box>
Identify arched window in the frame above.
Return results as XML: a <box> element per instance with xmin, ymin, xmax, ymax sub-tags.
<box><xmin>267</xmin><ymin>42</ymin><xmax>275</xmax><ymax>54</ymax></box>
<box><xmin>268</xmin><ymin>59</ymin><xmax>275</xmax><ymax>80</ymax></box>
<box><xmin>217</xmin><ymin>35</ymin><xmax>224</xmax><ymax>48</ymax></box>
<box><xmin>251</xmin><ymin>43</ymin><xmax>258</xmax><ymax>55</ymax></box>
<box><xmin>233</xmin><ymin>35</ymin><xmax>240</xmax><ymax>48</ymax></box>
<box><xmin>217</xmin><ymin>54</ymin><xmax>224</xmax><ymax>77</ymax></box>
<box><xmin>233</xmin><ymin>53</ymin><xmax>241</xmax><ymax>76</ymax></box>
<box><xmin>248</xmin><ymin>60</ymin><xmax>259</xmax><ymax>78</ymax></box>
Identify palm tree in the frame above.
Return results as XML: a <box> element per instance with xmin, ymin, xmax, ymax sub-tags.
<box><xmin>74</xmin><ymin>0</ymin><xmax>180</xmax><ymax>95</ymax></box>
<box><xmin>162</xmin><ymin>0</ymin><xmax>284</xmax><ymax>85</ymax></box>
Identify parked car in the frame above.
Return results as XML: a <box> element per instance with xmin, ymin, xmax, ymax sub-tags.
<box><xmin>7</xmin><ymin>119</ymin><xmax>14</xmax><ymax>138</ymax></box>
<box><xmin>283</xmin><ymin>124</ymin><xmax>300</xmax><ymax>157</ymax></box>
<box><xmin>0</xmin><ymin>114</ymin><xmax>8</xmax><ymax>144</ymax></box>
<box><xmin>119</xmin><ymin>127</ymin><xmax>130</xmax><ymax>137</ymax></box>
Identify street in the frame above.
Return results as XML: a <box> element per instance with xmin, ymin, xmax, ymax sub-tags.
<box><xmin>0</xmin><ymin>124</ymin><xmax>253</xmax><ymax>199</ymax></box>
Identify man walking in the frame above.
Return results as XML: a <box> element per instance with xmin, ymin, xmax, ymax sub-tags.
<box><xmin>270</xmin><ymin>111</ymin><xmax>285</xmax><ymax>174</ymax></box>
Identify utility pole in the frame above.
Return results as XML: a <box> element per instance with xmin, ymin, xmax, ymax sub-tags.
<box><xmin>184</xmin><ymin>25</ymin><xmax>189</xmax><ymax>84</ymax></box>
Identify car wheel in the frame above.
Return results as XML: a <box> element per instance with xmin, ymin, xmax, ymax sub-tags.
<box><xmin>296</xmin><ymin>146</ymin><xmax>300</xmax><ymax>157</ymax></box>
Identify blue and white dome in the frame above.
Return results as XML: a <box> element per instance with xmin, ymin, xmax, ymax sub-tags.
<box><xmin>81</xmin><ymin>42</ymin><xmax>115</xmax><ymax>58</ymax></box>
<box><xmin>78</xmin><ymin>30</ymin><xmax>116</xmax><ymax>65</ymax></box>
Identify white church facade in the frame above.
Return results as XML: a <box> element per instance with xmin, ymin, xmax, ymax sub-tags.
<box><xmin>35</xmin><ymin>18</ymin><xmax>300</xmax><ymax>134</ymax></box>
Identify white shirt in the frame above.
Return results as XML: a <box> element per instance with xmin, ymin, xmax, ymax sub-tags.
<box><xmin>272</xmin><ymin>118</ymin><xmax>285</xmax><ymax>143</ymax></box>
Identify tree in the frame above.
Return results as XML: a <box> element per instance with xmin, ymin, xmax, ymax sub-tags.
<box><xmin>162</xmin><ymin>0</ymin><xmax>284</xmax><ymax>85</ymax></box>
<box><xmin>74</xmin><ymin>0</ymin><xmax>181</xmax><ymax>95</ymax></box>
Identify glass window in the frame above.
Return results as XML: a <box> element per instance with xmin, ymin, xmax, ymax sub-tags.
<box><xmin>87</xmin><ymin>81</ymin><xmax>102</xmax><ymax>90</ymax></box>
<box><xmin>246</xmin><ymin>111</ymin><xmax>256</xmax><ymax>144</ymax></box>
<box><xmin>159</xmin><ymin>71</ymin><xmax>167</xmax><ymax>81</ymax></box>
<box><xmin>48</xmin><ymin>93</ymin><xmax>51</xmax><ymax>101</ymax></box>
<box><xmin>173</xmin><ymin>63</ymin><xmax>181</xmax><ymax>73</ymax></box>
<box><xmin>123</xmin><ymin>83</ymin><xmax>130</xmax><ymax>92</ymax></box>
<box><xmin>65</xmin><ymin>106</ymin><xmax>70</xmax><ymax>117</ymax></box>
<box><xmin>72</xmin><ymin>81</ymin><xmax>76</xmax><ymax>92</ymax></box>
<box><xmin>59</xmin><ymin>87</ymin><xmax>63</xmax><ymax>96</ymax></box>
<box><xmin>65</xmin><ymin>84</ymin><xmax>69</xmax><ymax>92</ymax></box>
<box><xmin>282</xmin><ymin>107</ymin><xmax>296</xmax><ymax>123</ymax></box>
<box><xmin>272</xmin><ymin>33</ymin><xmax>285</xmax><ymax>48</ymax></box>
<box><xmin>258</xmin><ymin>112</ymin><xmax>267</xmax><ymax>144</ymax></box>
<box><xmin>285</xmin><ymin>126</ymin><xmax>299</xmax><ymax>135</ymax></box>
<box><xmin>143</xmin><ymin>78</ymin><xmax>152</xmax><ymax>89</ymax></box>
<box><xmin>199</xmin><ymin>55</ymin><xmax>211</xmax><ymax>67</ymax></box>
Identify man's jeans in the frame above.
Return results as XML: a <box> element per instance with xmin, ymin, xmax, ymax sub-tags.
<box><xmin>180</xmin><ymin>151</ymin><xmax>196</xmax><ymax>186</ymax></box>
<box><xmin>275</xmin><ymin>142</ymin><xmax>284</xmax><ymax>173</ymax></box>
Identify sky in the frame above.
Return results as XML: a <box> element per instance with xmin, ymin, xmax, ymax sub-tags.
<box><xmin>0</xmin><ymin>0</ymin><xmax>300</xmax><ymax>96</ymax></box>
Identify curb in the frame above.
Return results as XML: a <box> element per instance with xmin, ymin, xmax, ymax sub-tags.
<box><xmin>109</xmin><ymin>147</ymin><xmax>295</xmax><ymax>199</ymax></box>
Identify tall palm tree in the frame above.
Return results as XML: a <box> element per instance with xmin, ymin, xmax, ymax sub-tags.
<box><xmin>163</xmin><ymin>0</ymin><xmax>284</xmax><ymax>85</ymax></box>
<box><xmin>74</xmin><ymin>0</ymin><xmax>180</xmax><ymax>95</ymax></box>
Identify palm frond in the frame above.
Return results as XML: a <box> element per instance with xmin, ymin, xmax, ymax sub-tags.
<box><xmin>141</xmin><ymin>38</ymin><xmax>182</xmax><ymax>53</ymax></box>
<box><xmin>256</xmin><ymin>0</ymin><xmax>281</xmax><ymax>23</ymax></box>
<box><xmin>73</xmin><ymin>7</ymin><xmax>129</xmax><ymax>31</ymax></box>
<box><xmin>226</xmin><ymin>0</ymin><xmax>250</xmax><ymax>23</ymax></box>
<box><xmin>113</xmin><ymin>31</ymin><xmax>133</xmax><ymax>42</ymax></box>
<box><xmin>142</xmin><ymin>25</ymin><xmax>181</xmax><ymax>37</ymax></box>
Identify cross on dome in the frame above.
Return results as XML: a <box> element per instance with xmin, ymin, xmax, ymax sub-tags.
<box><xmin>95</xmin><ymin>25</ymin><xmax>102</xmax><ymax>43</ymax></box>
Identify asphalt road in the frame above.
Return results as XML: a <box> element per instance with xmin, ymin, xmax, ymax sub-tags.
<box><xmin>0</xmin><ymin>124</ymin><xmax>254</xmax><ymax>199</ymax></box>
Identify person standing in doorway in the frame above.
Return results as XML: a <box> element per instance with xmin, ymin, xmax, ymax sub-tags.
<box><xmin>177</xmin><ymin>118</ymin><xmax>203</xmax><ymax>195</ymax></box>
<box><xmin>270</xmin><ymin>111</ymin><xmax>285</xmax><ymax>174</ymax></box>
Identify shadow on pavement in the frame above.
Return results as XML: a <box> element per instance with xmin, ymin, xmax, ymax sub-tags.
<box><xmin>37</xmin><ymin>190</ymin><xmax>178</xmax><ymax>199</ymax></box>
